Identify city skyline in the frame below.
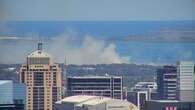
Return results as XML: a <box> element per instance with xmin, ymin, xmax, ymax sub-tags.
<box><xmin>0</xmin><ymin>1</ymin><xmax>195</xmax><ymax>110</ymax></box>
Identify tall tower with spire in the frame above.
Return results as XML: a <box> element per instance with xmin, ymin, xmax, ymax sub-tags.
<box><xmin>20</xmin><ymin>42</ymin><xmax>62</xmax><ymax>110</ymax></box>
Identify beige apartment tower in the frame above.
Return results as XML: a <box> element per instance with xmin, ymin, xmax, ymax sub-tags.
<box><xmin>20</xmin><ymin>43</ymin><xmax>62</xmax><ymax>110</ymax></box>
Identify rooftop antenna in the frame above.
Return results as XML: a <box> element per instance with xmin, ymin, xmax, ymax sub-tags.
<box><xmin>37</xmin><ymin>33</ymin><xmax>43</xmax><ymax>53</ymax></box>
<box><xmin>38</xmin><ymin>42</ymin><xmax>43</xmax><ymax>51</ymax></box>
<box><xmin>64</xmin><ymin>56</ymin><xmax>67</xmax><ymax>78</ymax></box>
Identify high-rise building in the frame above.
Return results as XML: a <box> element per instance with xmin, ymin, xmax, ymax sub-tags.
<box><xmin>177</xmin><ymin>61</ymin><xmax>195</xmax><ymax>102</ymax></box>
<box><xmin>20</xmin><ymin>43</ymin><xmax>62</xmax><ymax>110</ymax></box>
<box><xmin>194</xmin><ymin>65</ymin><xmax>195</xmax><ymax>101</ymax></box>
<box><xmin>67</xmin><ymin>76</ymin><xmax>123</xmax><ymax>99</ymax></box>
<box><xmin>157</xmin><ymin>66</ymin><xmax>177</xmax><ymax>100</ymax></box>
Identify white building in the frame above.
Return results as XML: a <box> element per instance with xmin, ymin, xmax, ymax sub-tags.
<box><xmin>177</xmin><ymin>61</ymin><xmax>195</xmax><ymax>102</ymax></box>
<box><xmin>55</xmin><ymin>95</ymin><xmax>139</xmax><ymax>110</ymax></box>
<box><xmin>132</xmin><ymin>82</ymin><xmax>157</xmax><ymax>92</ymax></box>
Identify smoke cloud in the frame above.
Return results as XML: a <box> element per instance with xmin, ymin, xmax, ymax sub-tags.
<box><xmin>48</xmin><ymin>33</ymin><xmax>130</xmax><ymax>64</ymax></box>
<box><xmin>0</xmin><ymin>32</ymin><xmax>130</xmax><ymax>64</ymax></box>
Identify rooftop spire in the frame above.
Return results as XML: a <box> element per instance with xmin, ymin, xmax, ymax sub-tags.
<box><xmin>38</xmin><ymin>42</ymin><xmax>43</xmax><ymax>53</ymax></box>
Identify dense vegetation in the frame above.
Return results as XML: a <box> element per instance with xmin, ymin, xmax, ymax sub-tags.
<box><xmin>0</xmin><ymin>64</ymin><xmax>160</xmax><ymax>90</ymax></box>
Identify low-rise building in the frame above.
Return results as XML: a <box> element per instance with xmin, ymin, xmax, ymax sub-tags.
<box><xmin>126</xmin><ymin>82</ymin><xmax>157</xmax><ymax>109</ymax></box>
<box><xmin>55</xmin><ymin>95</ymin><xmax>139</xmax><ymax>110</ymax></box>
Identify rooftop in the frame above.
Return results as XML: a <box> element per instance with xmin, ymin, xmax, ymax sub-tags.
<box><xmin>76</xmin><ymin>97</ymin><xmax>111</xmax><ymax>106</ymax></box>
<box><xmin>0</xmin><ymin>80</ymin><xmax>12</xmax><ymax>85</ymax></box>
<box><xmin>68</xmin><ymin>76</ymin><xmax>122</xmax><ymax>79</ymax></box>
<box><xmin>27</xmin><ymin>42</ymin><xmax>51</xmax><ymax>58</ymax></box>
<box><xmin>149</xmin><ymin>100</ymin><xmax>179</xmax><ymax>103</ymax></box>
<box><xmin>27</xmin><ymin>50</ymin><xmax>51</xmax><ymax>58</ymax></box>
<box><xmin>55</xmin><ymin>95</ymin><xmax>139</xmax><ymax>110</ymax></box>
<box><xmin>55</xmin><ymin>95</ymin><xmax>96</xmax><ymax>104</ymax></box>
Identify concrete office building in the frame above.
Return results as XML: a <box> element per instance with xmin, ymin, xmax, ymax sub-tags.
<box><xmin>67</xmin><ymin>76</ymin><xmax>123</xmax><ymax>99</ymax></box>
<box><xmin>55</xmin><ymin>95</ymin><xmax>139</xmax><ymax>110</ymax></box>
<box><xmin>20</xmin><ymin>43</ymin><xmax>62</xmax><ymax>110</ymax></box>
<box><xmin>157</xmin><ymin>66</ymin><xmax>177</xmax><ymax>100</ymax></box>
<box><xmin>177</xmin><ymin>61</ymin><xmax>195</xmax><ymax>102</ymax></box>
<box><xmin>143</xmin><ymin>100</ymin><xmax>195</xmax><ymax>110</ymax></box>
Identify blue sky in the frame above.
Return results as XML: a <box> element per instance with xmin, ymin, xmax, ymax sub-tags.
<box><xmin>1</xmin><ymin>0</ymin><xmax>195</xmax><ymax>21</ymax></box>
<box><xmin>0</xmin><ymin>0</ymin><xmax>195</xmax><ymax>64</ymax></box>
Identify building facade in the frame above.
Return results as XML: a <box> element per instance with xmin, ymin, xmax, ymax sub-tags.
<box><xmin>20</xmin><ymin>43</ymin><xmax>62</xmax><ymax>110</ymax></box>
<box><xmin>13</xmin><ymin>83</ymin><xmax>26</xmax><ymax>105</ymax></box>
<box><xmin>157</xmin><ymin>66</ymin><xmax>177</xmax><ymax>100</ymax></box>
<box><xmin>127</xmin><ymin>91</ymin><xmax>149</xmax><ymax>110</ymax></box>
<box><xmin>192</xmin><ymin>62</ymin><xmax>195</xmax><ymax>102</ymax></box>
<box><xmin>177</xmin><ymin>61</ymin><xmax>195</xmax><ymax>102</ymax></box>
<box><xmin>67</xmin><ymin>76</ymin><xmax>123</xmax><ymax>99</ymax></box>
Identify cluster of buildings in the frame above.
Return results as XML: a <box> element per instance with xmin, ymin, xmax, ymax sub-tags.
<box><xmin>0</xmin><ymin>43</ymin><xmax>195</xmax><ymax>110</ymax></box>
<box><xmin>0</xmin><ymin>43</ymin><xmax>135</xmax><ymax>110</ymax></box>
<box><xmin>126</xmin><ymin>61</ymin><xmax>195</xmax><ymax>110</ymax></box>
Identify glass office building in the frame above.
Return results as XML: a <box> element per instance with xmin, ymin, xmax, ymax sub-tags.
<box><xmin>0</xmin><ymin>80</ymin><xmax>25</xmax><ymax>110</ymax></box>
<box><xmin>0</xmin><ymin>80</ymin><xmax>13</xmax><ymax>104</ymax></box>
<box><xmin>13</xmin><ymin>83</ymin><xmax>26</xmax><ymax>105</ymax></box>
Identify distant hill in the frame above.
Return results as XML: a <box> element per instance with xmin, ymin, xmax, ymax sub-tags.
<box><xmin>0</xmin><ymin>63</ymin><xmax>160</xmax><ymax>90</ymax></box>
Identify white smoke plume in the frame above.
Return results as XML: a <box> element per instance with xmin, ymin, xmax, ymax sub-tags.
<box><xmin>48</xmin><ymin>33</ymin><xmax>130</xmax><ymax>64</ymax></box>
<box><xmin>0</xmin><ymin>32</ymin><xmax>130</xmax><ymax>64</ymax></box>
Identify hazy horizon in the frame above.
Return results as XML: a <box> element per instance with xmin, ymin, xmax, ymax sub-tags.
<box><xmin>0</xmin><ymin>0</ymin><xmax>195</xmax><ymax>65</ymax></box>
<box><xmin>0</xmin><ymin>21</ymin><xmax>195</xmax><ymax>65</ymax></box>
